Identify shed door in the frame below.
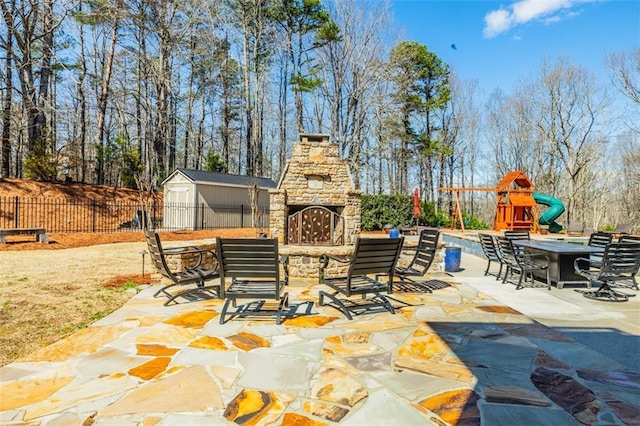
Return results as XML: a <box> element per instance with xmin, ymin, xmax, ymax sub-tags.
<box><xmin>167</xmin><ymin>188</ymin><xmax>190</xmax><ymax>229</ymax></box>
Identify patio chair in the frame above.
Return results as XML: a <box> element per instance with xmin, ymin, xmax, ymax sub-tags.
<box><xmin>497</xmin><ymin>235</ymin><xmax>551</xmax><ymax>290</ymax></box>
<box><xmin>394</xmin><ymin>228</ymin><xmax>439</xmax><ymax>287</ymax></box>
<box><xmin>144</xmin><ymin>229</ymin><xmax>221</xmax><ymax>306</ymax></box>
<box><xmin>617</xmin><ymin>235</ymin><xmax>640</xmax><ymax>290</ymax></box>
<box><xmin>318</xmin><ymin>237</ymin><xmax>403</xmax><ymax>320</ymax></box>
<box><xmin>610</xmin><ymin>223</ymin><xmax>633</xmax><ymax>237</ymax></box>
<box><xmin>504</xmin><ymin>230</ymin><xmax>530</xmax><ymax>240</ymax></box>
<box><xmin>478</xmin><ymin>233</ymin><xmax>503</xmax><ymax>280</ymax></box>
<box><xmin>587</xmin><ymin>232</ymin><xmax>613</xmax><ymax>268</ymax></box>
<box><xmin>574</xmin><ymin>242</ymin><xmax>640</xmax><ymax>302</ymax></box>
<box><xmin>566</xmin><ymin>221</ymin><xmax>585</xmax><ymax>236</ymax></box>
<box><xmin>588</xmin><ymin>231</ymin><xmax>613</xmax><ymax>249</ymax></box>
<box><xmin>217</xmin><ymin>237</ymin><xmax>311</xmax><ymax>325</ymax></box>
<box><xmin>504</xmin><ymin>230</ymin><xmax>530</xmax><ymax>259</ymax></box>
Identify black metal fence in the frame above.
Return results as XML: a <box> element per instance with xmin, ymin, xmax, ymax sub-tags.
<box><xmin>0</xmin><ymin>196</ymin><xmax>270</xmax><ymax>233</ymax></box>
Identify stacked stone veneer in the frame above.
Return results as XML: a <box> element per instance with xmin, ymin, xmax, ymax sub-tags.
<box><xmin>269</xmin><ymin>134</ymin><xmax>361</xmax><ymax>245</ymax></box>
<box><xmin>283</xmin><ymin>240</ymin><xmax>446</xmax><ymax>279</ymax></box>
<box><xmin>150</xmin><ymin>243</ymin><xmax>217</xmax><ymax>285</ymax></box>
<box><xmin>150</xmin><ymin>239</ymin><xmax>446</xmax><ymax>282</ymax></box>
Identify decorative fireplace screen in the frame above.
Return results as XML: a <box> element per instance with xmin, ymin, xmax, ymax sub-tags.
<box><xmin>287</xmin><ymin>206</ymin><xmax>344</xmax><ymax>245</ymax></box>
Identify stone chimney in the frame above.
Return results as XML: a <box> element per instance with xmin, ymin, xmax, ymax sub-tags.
<box><xmin>269</xmin><ymin>134</ymin><xmax>361</xmax><ymax>245</ymax></box>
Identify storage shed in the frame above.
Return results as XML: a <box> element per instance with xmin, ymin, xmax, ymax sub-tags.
<box><xmin>162</xmin><ymin>168</ymin><xmax>277</xmax><ymax>230</ymax></box>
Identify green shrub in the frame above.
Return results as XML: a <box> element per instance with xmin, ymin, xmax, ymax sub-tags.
<box><xmin>462</xmin><ymin>213</ymin><xmax>490</xmax><ymax>230</ymax></box>
<box><xmin>121</xmin><ymin>147</ymin><xmax>144</xmax><ymax>189</ymax></box>
<box><xmin>360</xmin><ymin>194</ymin><xmax>487</xmax><ymax>231</ymax></box>
<box><xmin>361</xmin><ymin>194</ymin><xmax>445</xmax><ymax>231</ymax></box>
<box><xmin>24</xmin><ymin>150</ymin><xmax>58</xmax><ymax>182</ymax></box>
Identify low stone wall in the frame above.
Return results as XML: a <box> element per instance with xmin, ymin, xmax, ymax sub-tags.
<box><xmin>281</xmin><ymin>244</ymin><xmax>354</xmax><ymax>278</ymax></box>
<box><xmin>150</xmin><ymin>239</ymin><xmax>446</xmax><ymax>283</ymax></box>
<box><xmin>149</xmin><ymin>243</ymin><xmax>217</xmax><ymax>285</ymax></box>
<box><xmin>281</xmin><ymin>240</ymin><xmax>446</xmax><ymax>279</ymax></box>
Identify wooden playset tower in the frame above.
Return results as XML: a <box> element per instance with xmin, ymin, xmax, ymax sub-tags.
<box><xmin>494</xmin><ymin>170</ymin><xmax>539</xmax><ymax>232</ymax></box>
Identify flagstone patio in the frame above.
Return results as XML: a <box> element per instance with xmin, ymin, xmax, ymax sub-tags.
<box><xmin>1</xmin><ymin>256</ymin><xmax>639</xmax><ymax>425</ymax></box>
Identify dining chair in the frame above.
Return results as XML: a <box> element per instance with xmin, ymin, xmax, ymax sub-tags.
<box><xmin>497</xmin><ymin>235</ymin><xmax>551</xmax><ymax>290</ymax></box>
<box><xmin>588</xmin><ymin>232</ymin><xmax>613</xmax><ymax>249</ymax></box>
<box><xmin>478</xmin><ymin>233</ymin><xmax>503</xmax><ymax>280</ymax></box>
<box><xmin>588</xmin><ymin>232</ymin><xmax>613</xmax><ymax>268</ymax></box>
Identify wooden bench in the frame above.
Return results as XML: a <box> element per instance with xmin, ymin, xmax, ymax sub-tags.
<box><xmin>0</xmin><ymin>228</ymin><xmax>48</xmax><ymax>244</ymax></box>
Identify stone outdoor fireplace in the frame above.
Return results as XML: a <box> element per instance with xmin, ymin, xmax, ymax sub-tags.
<box><xmin>269</xmin><ymin>133</ymin><xmax>361</xmax><ymax>247</ymax></box>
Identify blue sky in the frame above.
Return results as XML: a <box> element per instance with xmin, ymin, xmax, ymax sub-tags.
<box><xmin>391</xmin><ymin>0</ymin><xmax>640</xmax><ymax>97</ymax></box>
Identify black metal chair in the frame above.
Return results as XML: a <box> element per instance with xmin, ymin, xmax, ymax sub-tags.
<box><xmin>497</xmin><ymin>235</ymin><xmax>551</xmax><ymax>290</ymax></box>
<box><xmin>217</xmin><ymin>237</ymin><xmax>311</xmax><ymax>325</ymax></box>
<box><xmin>588</xmin><ymin>231</ymin><xmax>613</xmax><ymax>249</ymax></box>
<box><xmin>144</xmin><ymin>229</ymin><xmax>221</xmax><ymax>306</ymax></box>
<box><xmin>495</xmin><ymin>236</ymin><xmax>517</xmax><ymax>283</ymax></box>
<box><xmin>587</xmin><ymin>231</ymin><xmax>613</xmax><ymax>268</ymax></box>
<box><xmin>504</xmin><ymin>230</ymin><xmax>530</xmax><ymax>259</ymax></box>
<box><xmin>478</xmin><ymin>233</ymin><xmax>503</xmax><ymax>280</ymax></box>
<box><xmin>318</xmin><ymin>237</ymin><xmax>403</xmax><ymax>320</ymax></box>
<box><xmin>616</xmin><ymin>235</ymin><xmax>640</xmax><ymax>290</ymax></box>
<box><xmin>575</xmin><ymin>242</ymin><xmax>640</xmax><ymax>302</ymax></box>
<box><xmin>394</xmin><ymin>228</ymin><xmax>439</xmax><ymax>285</ymax></box>
<box><xmin>504</xmin><ymin>230</ymin><xmax>530</xmax><ymax>240</ymax></box>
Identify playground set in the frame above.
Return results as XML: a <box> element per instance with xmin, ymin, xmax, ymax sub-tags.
<box><xmin>441</xmin><ymin>170</ymin><xmax>565</xmax><ymax>233</ymax></box>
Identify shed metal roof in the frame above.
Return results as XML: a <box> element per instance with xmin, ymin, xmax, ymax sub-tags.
<box><xmin>164</xmin><ymin>168</ymin><xmax>277</xmax><ymax>189</ymax></box>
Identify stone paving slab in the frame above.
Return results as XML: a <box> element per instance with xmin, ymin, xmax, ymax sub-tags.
<box><xmin>1</xmin><ymin>274</ymin><xmax>639</xmax><ymax>425</ymax></box>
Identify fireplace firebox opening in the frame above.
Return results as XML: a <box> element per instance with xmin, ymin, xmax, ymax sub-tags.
<box><xmin>287</xmin><ymin>205</ymin><xmax>344</xmax><ymax>246</ymax></box>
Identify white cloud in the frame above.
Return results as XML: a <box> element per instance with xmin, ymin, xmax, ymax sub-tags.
<box><xmin>483</xmin><ymin>0</ymin><xmax>594</xmax><ymax>38</ymax></box>
<box><xmin>512</xmin><ymin>0</ymin><xmax>570</xmax><ymax>23</ymax></box>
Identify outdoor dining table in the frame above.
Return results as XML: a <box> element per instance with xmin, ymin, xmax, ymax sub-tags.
<box><xmin>512</xmin><ymin>240</ymin><xmax>604</xmax><ymax>289</ymax></box>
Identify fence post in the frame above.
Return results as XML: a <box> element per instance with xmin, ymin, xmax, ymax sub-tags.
<box><xmin>241</xmin><ymin>205</ymin><xmax>244</xmax><ymax>228</ymax></box>
<box><xmin>14</xmin><ymin>196</ymin><xmax>19</xmax><ymax>228</ymax></box>
<box><xmin>153</xmin><ymin>198</ymin><xmax>157</xmax><ymax>230</ymax></box>
<box><xmin>200</xmin><ymin>203</ymin><xmax>205</xmax><ymax>230</ymax></box>
<box><xmin>92</xmin><ymin>199</ymin><xmax>97</xmax><ymax>232</ymax></box>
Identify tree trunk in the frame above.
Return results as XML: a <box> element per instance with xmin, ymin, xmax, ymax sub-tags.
<box><xmin>278</xmin><ymin>61</ymin><xmax>288</xmax><ymax>174</ymax></box>
<box><xmin>94</xmin><ymin>2</ymin><xmax>120</xmax><ymax>184</ymax></box>
<box><xmin>77</xmin><ymin>5</ymin><xmax>87</xmax><ymax>182</ymax></box>
<box><xmin>1</xmin><ymin>0</ymin><xmax>14</xmax><ymax>177</ymax></box>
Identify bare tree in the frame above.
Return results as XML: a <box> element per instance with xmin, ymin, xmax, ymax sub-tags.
<box><xmin>248</xmin><ymin>180</ymin><xmax>260</xmax><ymax>227</ymax></box>
<box><xmin>317</xmin><ymin>0</ymin><xmax>395</xmax><ymax>190</ymax></box>
<box><xmin>439</xmin><ymin>74</ymin><xmax>481</xmax><ymax>216</ymax></box>
<box><xmin>227</xmin><ymin>0</ymin><xmax>274</xmax><ymax>176</ymax></box>
<box><xmin>484</xmin><ymin>87</ymin><xmax>546</xmax><ymax>183</ymax></box>
<box><xmin>1</xmin><ymin>0</ymin><xmax>62</xmax><ymax>180</ymax></box>
<box><xmin>607</xmin><ymin>47</ymin><xmax>640</xmax><ymax>105</ymax></box>
<box><xmin>525</xmin><ymin>57</ymin><xmax>611</xmax><ymax>222</ymax></box>
<box><xmin>0</xmin><ymin>0</ymin><xmax>15</xmax><ymax>177</ymax></box>
<box><xmin>93</xmin><ymin>0</ymin><xmax>122</xmax><ymax>184</ymax></box>
<box><xmin>269</xmin><ymin>0</ymin><xmax>334</xmax><ymax>133</ymax></box>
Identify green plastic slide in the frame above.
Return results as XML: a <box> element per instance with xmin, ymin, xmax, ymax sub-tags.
<box><xmin>532</xmin><ymin>192</ymin><xmax>565</xmax><ymax>233</ymax></box>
